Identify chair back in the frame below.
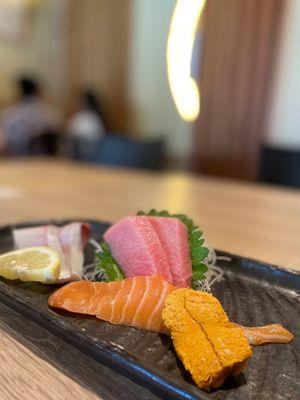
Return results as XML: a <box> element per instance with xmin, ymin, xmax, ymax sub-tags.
<box><xmin>28</xmin><ymin>131</ymin><xmax>59</xmax><ymax>156</ymax></box>
<box><xmin>70</xmin><ymin>134</ymin><xmax>166</xmax><ymax>170</ymax></box>
<box><xmin>259</xmin><ymin>145</ymin><xmax>300</xmax><ymax>188</ymax></box>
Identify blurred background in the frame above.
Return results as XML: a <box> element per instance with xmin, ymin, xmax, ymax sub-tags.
<box><xmin>0</xmin><ymin>0</ymin><xmax>299</xmax><ymax>187</ymax></box>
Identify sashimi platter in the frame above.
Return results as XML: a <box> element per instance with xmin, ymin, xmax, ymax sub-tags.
<box><xmin>0</xmin><ymin>211</ymin><xmax>299</xmax><ymax>400</ymax></box>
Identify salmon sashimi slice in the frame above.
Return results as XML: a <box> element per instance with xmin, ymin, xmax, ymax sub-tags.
<box><xmin>237</xmin><ymin>323</ymin><xmax>294</xmax><ymax>346</ymax></box>
<box><xmin>48</xmin><ymin>275</ymin><xmax>176</xmax><ymax>333</ymax></box>
<box><xmin>48</xmin><ymin>275</ymin><xmax>293</xmax><ymax>344</ymax></box>
<box><xmin>103</xmin><ymin>216</ymin><xmax>192</xmax><ymax>287</ymax></box>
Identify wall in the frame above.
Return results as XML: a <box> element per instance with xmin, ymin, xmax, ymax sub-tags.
<box><xmin>68</xmin><ymin>0</ymin><xmax>130</xmax><ymax>131</ymax></box>
<box><xmin>0</xmin><ymin>0</ymin><xmax>68</xmax><ymax>108</ymax></box>
<box><xmin>127</xmin><ymin>0</ymin><xmax>193</xmax><ymax>163</ymax></box>
<box><xmin>266</xmin><ymin>0</ymin><xmax>300</xmax><ymax>149</ymax></box>
<box><xmin>0</xmin><ymin>0</ymin><xmax>193</xmax><ymax>161</ymax></box>
<box><xmin>192</xmin><ymin>0</ymin><xmax>283</xmax><ymax>180</ymax></box>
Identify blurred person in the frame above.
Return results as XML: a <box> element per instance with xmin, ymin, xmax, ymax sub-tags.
<box><xmin>67</xmin><ymin>91</ymin><xmax>106</xmax><ymax>140</ymax></box>
<box><xmin>1</xmin><ymin>76</ymin><xmax>62</xmax><ymax>155</ymax></box>
<box><xmin>0</xmin><ymin>128</ymin><xmax>5</xmax><ymax>155</ymax></box>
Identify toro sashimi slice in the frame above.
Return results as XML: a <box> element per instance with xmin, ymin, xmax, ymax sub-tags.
<box><xmin>13</xmin><ymin>223</ymin><xmax>90</xmax><ymax>282</ymax></box>
<box><xmin>103</xmin><ymin>216</ymin><xmax>192</xmax><ymax>287</ymax></box>
<box><xmin>149</xmin><ymin>217</ymin><xmax>192</xmax><ymax>287</ymax></box>
<box><xmin>48</xmin><ymin>275</ymin><xmax>176</xmax><ymax>333</ymax></box>
<box><xmin>104</xmin><ymin>216</ymin><xmax>172</xmax><ymax>282</ymax></box>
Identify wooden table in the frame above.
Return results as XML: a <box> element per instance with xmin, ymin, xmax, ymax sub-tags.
<box><xmin>0</xmin><ymin>159</ymin><xmax>299</xmax><ymax>400</ymax></box>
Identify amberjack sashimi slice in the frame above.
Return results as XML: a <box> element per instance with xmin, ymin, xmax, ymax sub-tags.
<box><xmin>13</xmin><ymin>223</ymin><xmax>90</xmax><ymax>282</ymax></box>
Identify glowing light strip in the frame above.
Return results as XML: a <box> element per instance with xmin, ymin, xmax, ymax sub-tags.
<box><xmin>167</xmin><ymin>0</ymin><xmax>206</xmax><ymax>122</ymax></box>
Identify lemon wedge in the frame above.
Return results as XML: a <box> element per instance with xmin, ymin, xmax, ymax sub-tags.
<box><xmin>0</xmin><ymin>246</ymin><xmax>61</xmax><ymax>283</ymax></box>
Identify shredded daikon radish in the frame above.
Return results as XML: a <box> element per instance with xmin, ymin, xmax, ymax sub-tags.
<box><xmin>83</xmin><ymin>262</ymin><xmax>105</xmax><ymax>281</ymax></box>
<box><xmin>82</xmin><ymin>239</ymin><xmax>106</xmax><ymax>281</ymax></box>
<box><xmin>192</xmin><ymin>248</ymin><xmax>227</xmax><ymax>293</ymax></box>
<box><xmin>88</xmin><ymin>239</ymin><xmax>102</xmax><ymax>253</ymax></box>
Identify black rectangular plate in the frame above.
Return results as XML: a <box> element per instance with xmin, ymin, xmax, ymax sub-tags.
<box><xmin>0</xmin><ymin>220</ymin><xmax>299</xmax><ymax>400</ymax></box>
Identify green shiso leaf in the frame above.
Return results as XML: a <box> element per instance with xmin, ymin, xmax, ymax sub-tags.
<box><xmin>191</xmin><ymin>247</ymin><xmax>209</xmax><ymax>261</ymax></box>
<box><xmin>137</xmin><ymin>209</ymin><xmax>209</xmax><ymax>284</ymax></box>
<box><xmin>95</xmin><ymin>242</ymin><xmax>125</xmax><ymax>281</ymax></box>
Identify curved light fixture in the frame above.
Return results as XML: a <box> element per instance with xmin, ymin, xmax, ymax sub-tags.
<box><xmin>167</xmin><ymin>0</ymin><xmax>206</xmax><ymax>122</ymax></box>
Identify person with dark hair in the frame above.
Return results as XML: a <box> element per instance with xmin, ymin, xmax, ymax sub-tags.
<box><xmin>19</xmin><ymin>77</ymin><xmax>38</xmax><ymax>97</ymax></box>
<box><xmin>67</xmin><ymin>90</ymin><xmax>106</xmax><ymax>139</ymax></box>
<box><xmin>1</xmin><ymin>76</ymin><xmax>62</xmax><ymax>155</ymax></box>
